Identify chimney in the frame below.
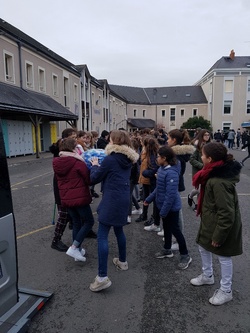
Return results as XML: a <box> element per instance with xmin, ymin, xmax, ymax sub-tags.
<box><xmin>229</xmin><ymin>49</ymin><xmax>235</xmax><ymax>60</ymax></box>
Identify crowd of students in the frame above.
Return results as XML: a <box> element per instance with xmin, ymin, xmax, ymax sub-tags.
<box><xmin>49</xmin><ymin>126</ymin><xmax>243</xmax><ymax>306</ymax></box>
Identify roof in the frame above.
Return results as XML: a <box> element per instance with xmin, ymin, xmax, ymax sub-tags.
<box><xmin>127</xmin><ymin>118</ymin><xmax>155</xmax><ymax>129</ymax></box>
<box><xmin>0</xmin><ymin>82</ymin><xmax>78</xmax><ymax>121</ymax></box>
<box><xmin>203</xmin><ymin>56</ymin><xmax>250</xmax><ymax>77</ymax></box>
<box><xmin>110</xmin><ymin>84</ymin><xmax>207</xmax><ymax>105</ymax></box>
<box><xmin>0</xmin><ymin>19</ymin><xmax>80</xmax><ymax>77</ymax></box>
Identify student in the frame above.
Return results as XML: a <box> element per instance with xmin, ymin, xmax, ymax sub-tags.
<box><xmin>144</xmin><ymin>146</ymin><xmax>192</xmax><ymax>270</ymax></box>
<box><xmin>188</xmin><ymin>129</ymin><xmax>211</xmax><ymax>210</ymax></box>
<box><xmin>191</xmin><ymin>142</ymin><xmax>242</xmax><ymax>305</ymax></box>
<box><xmin>50</xmin><ymin>128</ymin><xmax>77</xmax><ymax>252</ymax></box>
<box><xmin>53</xmin><ymin>138</ymin><xmax>95</xmax><ymax>262</ymax></box>
<box><xmin>89</xmin><ymin>130</ymin><xmax>139</xmax><ymax>292</ymax></box>
<box><xmin>240</xmin><ymin>132</ymin><xmax>250</xmax><ymax>166</ymax></box>
<box><xmin>97</xmin><ymin>130</ymin><xmax>109</xmax><ymax>149</ymax></box>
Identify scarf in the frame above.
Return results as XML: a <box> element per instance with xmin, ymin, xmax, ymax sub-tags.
<box><xmin>192</xmin><ymin>160</ymin><xmax>224</xmax><ymax>216</ymax></box>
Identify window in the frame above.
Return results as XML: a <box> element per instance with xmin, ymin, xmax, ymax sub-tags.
<box><xmin>223</xmin><ymin>100</ymin><xmax>232</xmax><ymax>114</ymax></box>
<box><xmin>63</xmin><ymin>77</ymin><xmax>69</xmax><ymax>107</ymax></box>
<box><xmin>161</xmin><ymin>110</ymin><xmax>166</xmax><ymax>117</ymax></box>
<box><xmin>248</xmin><ymin>80</ymin><xmax>250</xmax><ymax>92</ymax></box>
<box><xmin>193</xmin><ymin>108</ymin><xmax>198</xmax><ymax>117</ymax></box>
<box><xmin>38</xmin><ymin>67</ymin><xmax>45</xmax><ymax>92</ymax></box>
<box><xmin>4</xmin><ymin>51</ymin><xmax>14</xmax><ymax>82</ymax></box>
<box><xmin>224</xmin><ymin>80</ymin><xmax>233</xmax><ymax>93</ymax></box>
<box><xmin>222</xmin><ymin>122</ymin><xmax>231</xmax><ymax>132</ymax></box>
<box><xmin>247</xmin><ymin>100</ymin><xmax>250</xmax><ymax>114</ymax></box>
<box><xmin>170</xmin><ymin>108</ymin><xmax>175</xmax><ymax>122</ymax></box>
<box><xmin>74</xmin><ymin>84</ymin><xmax>78</xmax><ymax>102</ymax></box>
<box><xmin>180</xmin><ymin>109</ymin><xmax>185</xmax><ymax>117</ymax></box>
<box><xmin>52</xmin><ymin>74</ymin><xmax>58</xmax><ymax>96</ymax></box>
<box><xmin>26</xmin><ymin>62</ymin><xmax>34</xmax><ymax>88</ymax></box>
<box><xmin>142</xmin><ymin>110</ymin><xmax>146</xmax><ymax>117</ymax></box>
<box><xmin>133</xmin><ymin>109</ymin><xmax>137</xmax><ymax>117</ymax></box>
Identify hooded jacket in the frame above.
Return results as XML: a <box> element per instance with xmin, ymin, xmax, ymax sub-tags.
<box><xmin>171</xmin><ymin>144</ymin><xmax>195</xmax><ymax>191</ymax></box>
<box><xmin>90</xmin><ymin>144</ymin><xmax>139</xmax><ymax>226</ymax></box>
<box><xmin>145</xmin><ymin>162</ymin><xmax>181</xmax><ymax>216</ymax></box>
<box><xmin>196</xmin><ymin>160</ymin><xmax>242</xmax><ymax>256</ymax></box>
<box><xmin>53</xmin><ymin>152</ymin><xmax>92</xmax><ymax>207</ymax></box>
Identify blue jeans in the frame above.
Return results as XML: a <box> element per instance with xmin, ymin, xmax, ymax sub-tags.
<box><xmin>98</xmin><ymin>222</ymin><xmax>126</xmax><ymax>277</ymax></box>
<box><xmin>68</xmin><ymin>205</ymin><xmax>94</xmax><ymax>247</ymax></box>
<box><xmin>162</xmin><ymin>210</ymin><xmax>188</xmax><ymax>256</ymax></box>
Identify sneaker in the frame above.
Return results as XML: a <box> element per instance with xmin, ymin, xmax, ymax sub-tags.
<box><xmin>155</xmin><ymin>249</ymin><xmax>174</xmax><ymax>259</ymax></box>
<box><xmin>188</xmin><ymin>194</ymin><xmax>193</xmax><ymax>207</ymax></box>
<box><xmin>89</xmin><ymin>276</ymin><xmax>112</xmax><ymax>292</ymax></box>
<box><xmin>178</xmin><ymin>255</ymin><xmax>192</xmax><ymax>269</ymax></box>
<box><xmin>113</xmin><ymin>258</ymin><xmax>128</xmax><ymax>270</ymax></box>
<box><xmin>127</xmin><ymin>216</ymin><xmax>131</xmax><ymax>223</ymax></box>
<box><xmin>171</xmin><ymin>243</ymin><xmax>179</xmax><ymax>251</ymax></box>
<box><xmin>132</xmin><ymin>208</ymin><xmax>142</xmax><ymax>215</ymax></box>
<box><xmin>190</xmin><ymin>273</ymin><xmax>215</xmax><ymax>286</ymax></box>
<box><xmin>66</xmin><ymin>246</ymin><xmax>86</xmax><ymax>262</ymax></box>
<box><xmin>209</xmin><ymin>289</ymin><xmax>233</xmax><ymax>305</ymax></box>
<box><xmin>135</xmin><ymin>215</ymin><xmax>147</xmax><ymax>222</ymax></box>
<box><xmin>75</xmin><ymin>248</ymin><xmax>86</xmax><ymax>261</ymax></box>
<box><xmin>157</xmin><ymin>230</ymin><xmax>164</xmax><ymax>237</ymax></box>
<box><xmin>144</xmin><ymin>224</ymin><xmax>161</xmax><ymax>232</ymax></box>
<box><xmin>241</xmin><ymin>149</ymin><xmax>246</xmax><ymax>151</ymax></box>
<box><xmin>51</xmin><ymin>240</ymin><xmax>68</xmax><ymax>252</ymax></box>
<box><xmin>86</xmin><ymin>230</ymin><xmax>97</xmax><ymax>238</ymax></box>
<box><xmin>144</xmin><ymin>216</ymin><xmax>154</xmax><ymax>226</ymax></box>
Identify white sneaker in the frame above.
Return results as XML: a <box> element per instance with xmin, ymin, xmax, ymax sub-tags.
<box><xmin>209</xmin><ymin>289</ymin><xmax>233</xmax><ymax>305</ymax></box>
<box><xmin>190</xmin><ymin>273</ymin><xmax>214</xmax><ymax>286</ymax></box>
<box><xmin>171</xmin><ymin>243</ymin><xmax>179</xmax><ymax>251</ymax></box>
<box><xmin>127</xmin><ymin>216</ymin><xmax>131</xmax><ymax>223</ymax></box>
<box><xmin>113</xmin><ymin>258</ymin><xmax>128</xmax><ymax>270</ymax></box>
<box><xmin>241</xmin><ymin>149</ymin><xmax>246</xmax><ymax>151</ymax></box>
<box><xmin>157</xmin><ymin>230</ymin><xmax>164</xmax><ymax>236</ymax></box>
<box><xmin>66</xmin><ymin>246</ymin><xmax>86</xmax><ymax>262</ymax></box>
<box><xmin>132</xmin><ymin>208</ymin><xmax>142</xmax><ymax>215</ymax></box>
<box><xmin>90</xmin><ymin>276</ymin><xmax>112</xmax><ymax>292</ymax></box>
<box><xmin>144</xmin><ymin>224</ymin><xmax>161</xmax><ymax>232</ymax></box>
<box><xmin>75</xmin><ymin>248</ymin><xmax>86</xmax><ymax>261</ymax></box>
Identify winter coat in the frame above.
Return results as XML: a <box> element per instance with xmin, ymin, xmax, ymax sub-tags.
<box><xmin>145</xmin><ymin>162</ymin><xmax>181</xmax><ymax>216</ymax></box>
<box><xmin>90</xmin><ymin>144</ymin><xmax>139</xmax><ymax>226</ymax></box>
<box><xmin>141</xmin><ymin>152</ymin><xmax>159</xmax><ymax>190</ymax></box>
<box><xmin>53</xmin><ymin>152</ymin><xmax>92</xmax><ymax>207</ymax></box>
<box><xmin>189</xmin><ymin>149</ymin><xmax>203</xmax><ymax>176</ymax></box>
<box><xmin>196</xmin><ymin>161</ymin><xmax>242</xmax><ymax>256</ymax></box>
<box><xmin>49</xmin><ymin>141</ymin><xmax>61</xmax><ymax>204</ymax></box>
<box><xmin>242</xmin><ymin>135</ymin><xmax>250</xmax><ymax>153</ymax></box>
<box><xmin>171</xmin><ymin>144</ymin><xmax>195</xmax><ymax>192</ymax></box>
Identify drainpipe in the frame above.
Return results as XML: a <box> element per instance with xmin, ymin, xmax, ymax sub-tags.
<box><xmin>17</xmin><ymin>42</ymin><xmax>23</xmax><ymax>89</ymax></box>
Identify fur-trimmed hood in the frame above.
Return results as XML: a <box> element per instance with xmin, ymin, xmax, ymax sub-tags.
<box><xmin>171</xmin><ymin>144</ymin><xmax>195</xmax><ymax>157</ymax></box>
<box><xmin>105</xmin><ymin>144</ymin><xmax>139</xmax><ymax>164</ymax></box>
<box><xmin>209</xmin><ymin>160</ymin><xmax>242</xmax><ymax>183</ymax></box>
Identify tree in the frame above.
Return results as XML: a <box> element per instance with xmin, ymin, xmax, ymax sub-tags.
<box><xmin>181</xmin><ymin>116</ymin><xmax>212</xmax><ymax>132</ymax></box>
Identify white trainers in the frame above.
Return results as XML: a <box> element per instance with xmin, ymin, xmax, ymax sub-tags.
<box><xmin>209</xmin><ymin>289</ymin><xmax>233</xmax><ymax>305</ymax></box>
<box><xmin>190</xmin><ymin>273</ymin><xmax>214</xmax><ymax>286</ymax></box>
<box><xmin>66</xmin><ymin>246</ymin><xmax>86</xmax><ymax>262</ymax></box>
<box><xmin>127</xmin><ymin>216</ymin><xmax>131</xmax><ymax>223</ymax></box>
<box><xmin>144</xmin><ymin>224</ymin><xmax>161</xmax><ymax>232</ymax></box>
<box><xmin>157</xmin><ymin>230</ymin><xmax>164</xmax><ymax>236</ymax></box>
<box><xmin>90</xmin><ymin>276</ymin><xmax>112</xmax><ymax>292</ymax></box>
<box><xmin>113</xmin><ymin>258</ymin><xmax>128</xmax><ymax>270</ymax></box>
<box><xmin>75</xmin><ymin>248</ymin><xmax>86</xmax><ymax>261</ymax></box>
<box><xmin>132</xmin><ymin>208</ymin><xmax>142</xmax><ymax>215</ymax></box>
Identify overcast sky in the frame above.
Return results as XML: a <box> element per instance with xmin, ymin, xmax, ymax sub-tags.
<box><xmin>2</xmin><ymin>0</ymin><xmax>250</xmax><ymax>87</ymax></box>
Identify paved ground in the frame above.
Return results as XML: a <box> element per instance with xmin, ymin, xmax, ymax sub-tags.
<box><xmin>6</xmin><ymin>147</ymin><xmax>250</xmax><ymax>333</ymax></box>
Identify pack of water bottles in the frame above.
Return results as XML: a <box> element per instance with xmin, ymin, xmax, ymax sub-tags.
<box><xmin>83</xmin><ymin>149</ymin><xmax>107</xmax><ymax>169</ymax></box>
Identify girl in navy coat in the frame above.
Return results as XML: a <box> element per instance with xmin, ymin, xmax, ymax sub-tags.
<box><xmin>144</xmin><ymin>146</ymin><xmax>192</xmax><ymax>270</ymax></box>
<box><xmin>89</xmin><ymin>130</ymin><xmax>139</xmax><ymax>292</ymax></box>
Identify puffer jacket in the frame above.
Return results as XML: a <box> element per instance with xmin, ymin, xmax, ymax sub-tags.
<box><xmin>145</xmin><ymin>162</ymin><xmax>181</xmax><ymax>217</ymax></box>
<box><xmin>189</xmin><ymin>149</ymin><xmax>203</xmax><ymax>176</ymax></box>
<box><xmin>90</xmin><ymin>144</ymin><xmax>139</xmax><ymax>226</ymax></box>
<box><xmin>53</xmin><ymin>152</ymin><xmax>92</xmax><ymax>207</ymax></box>
<box><xmin>171</xmin><ymin>144</ymin><xmax>195</xmax><ymax>191</ymax></box>
<box><xmin>196</xmin><ymin>160</ymin><xmax>242</xmax><ymax>256</ymax></box>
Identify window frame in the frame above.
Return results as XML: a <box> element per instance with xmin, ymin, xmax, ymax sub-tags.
<box><xmin>38</xmin><ymin>66</ymin><xmax>46</xmax><ymax>92</ymax></box>
<box><xmin>223</xmin><ymin>100</ymin><xmax>232</xmax><ymax>115</ymax></box>
<box><xmin>4</xmin><ymin>50</ymin><xmax>15</xmax><ymax>83</ymax></box>
<box><xmin>25</xmin><ymin>61</ymin><xmax>34</xmax><ymax>89</ymax></box>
